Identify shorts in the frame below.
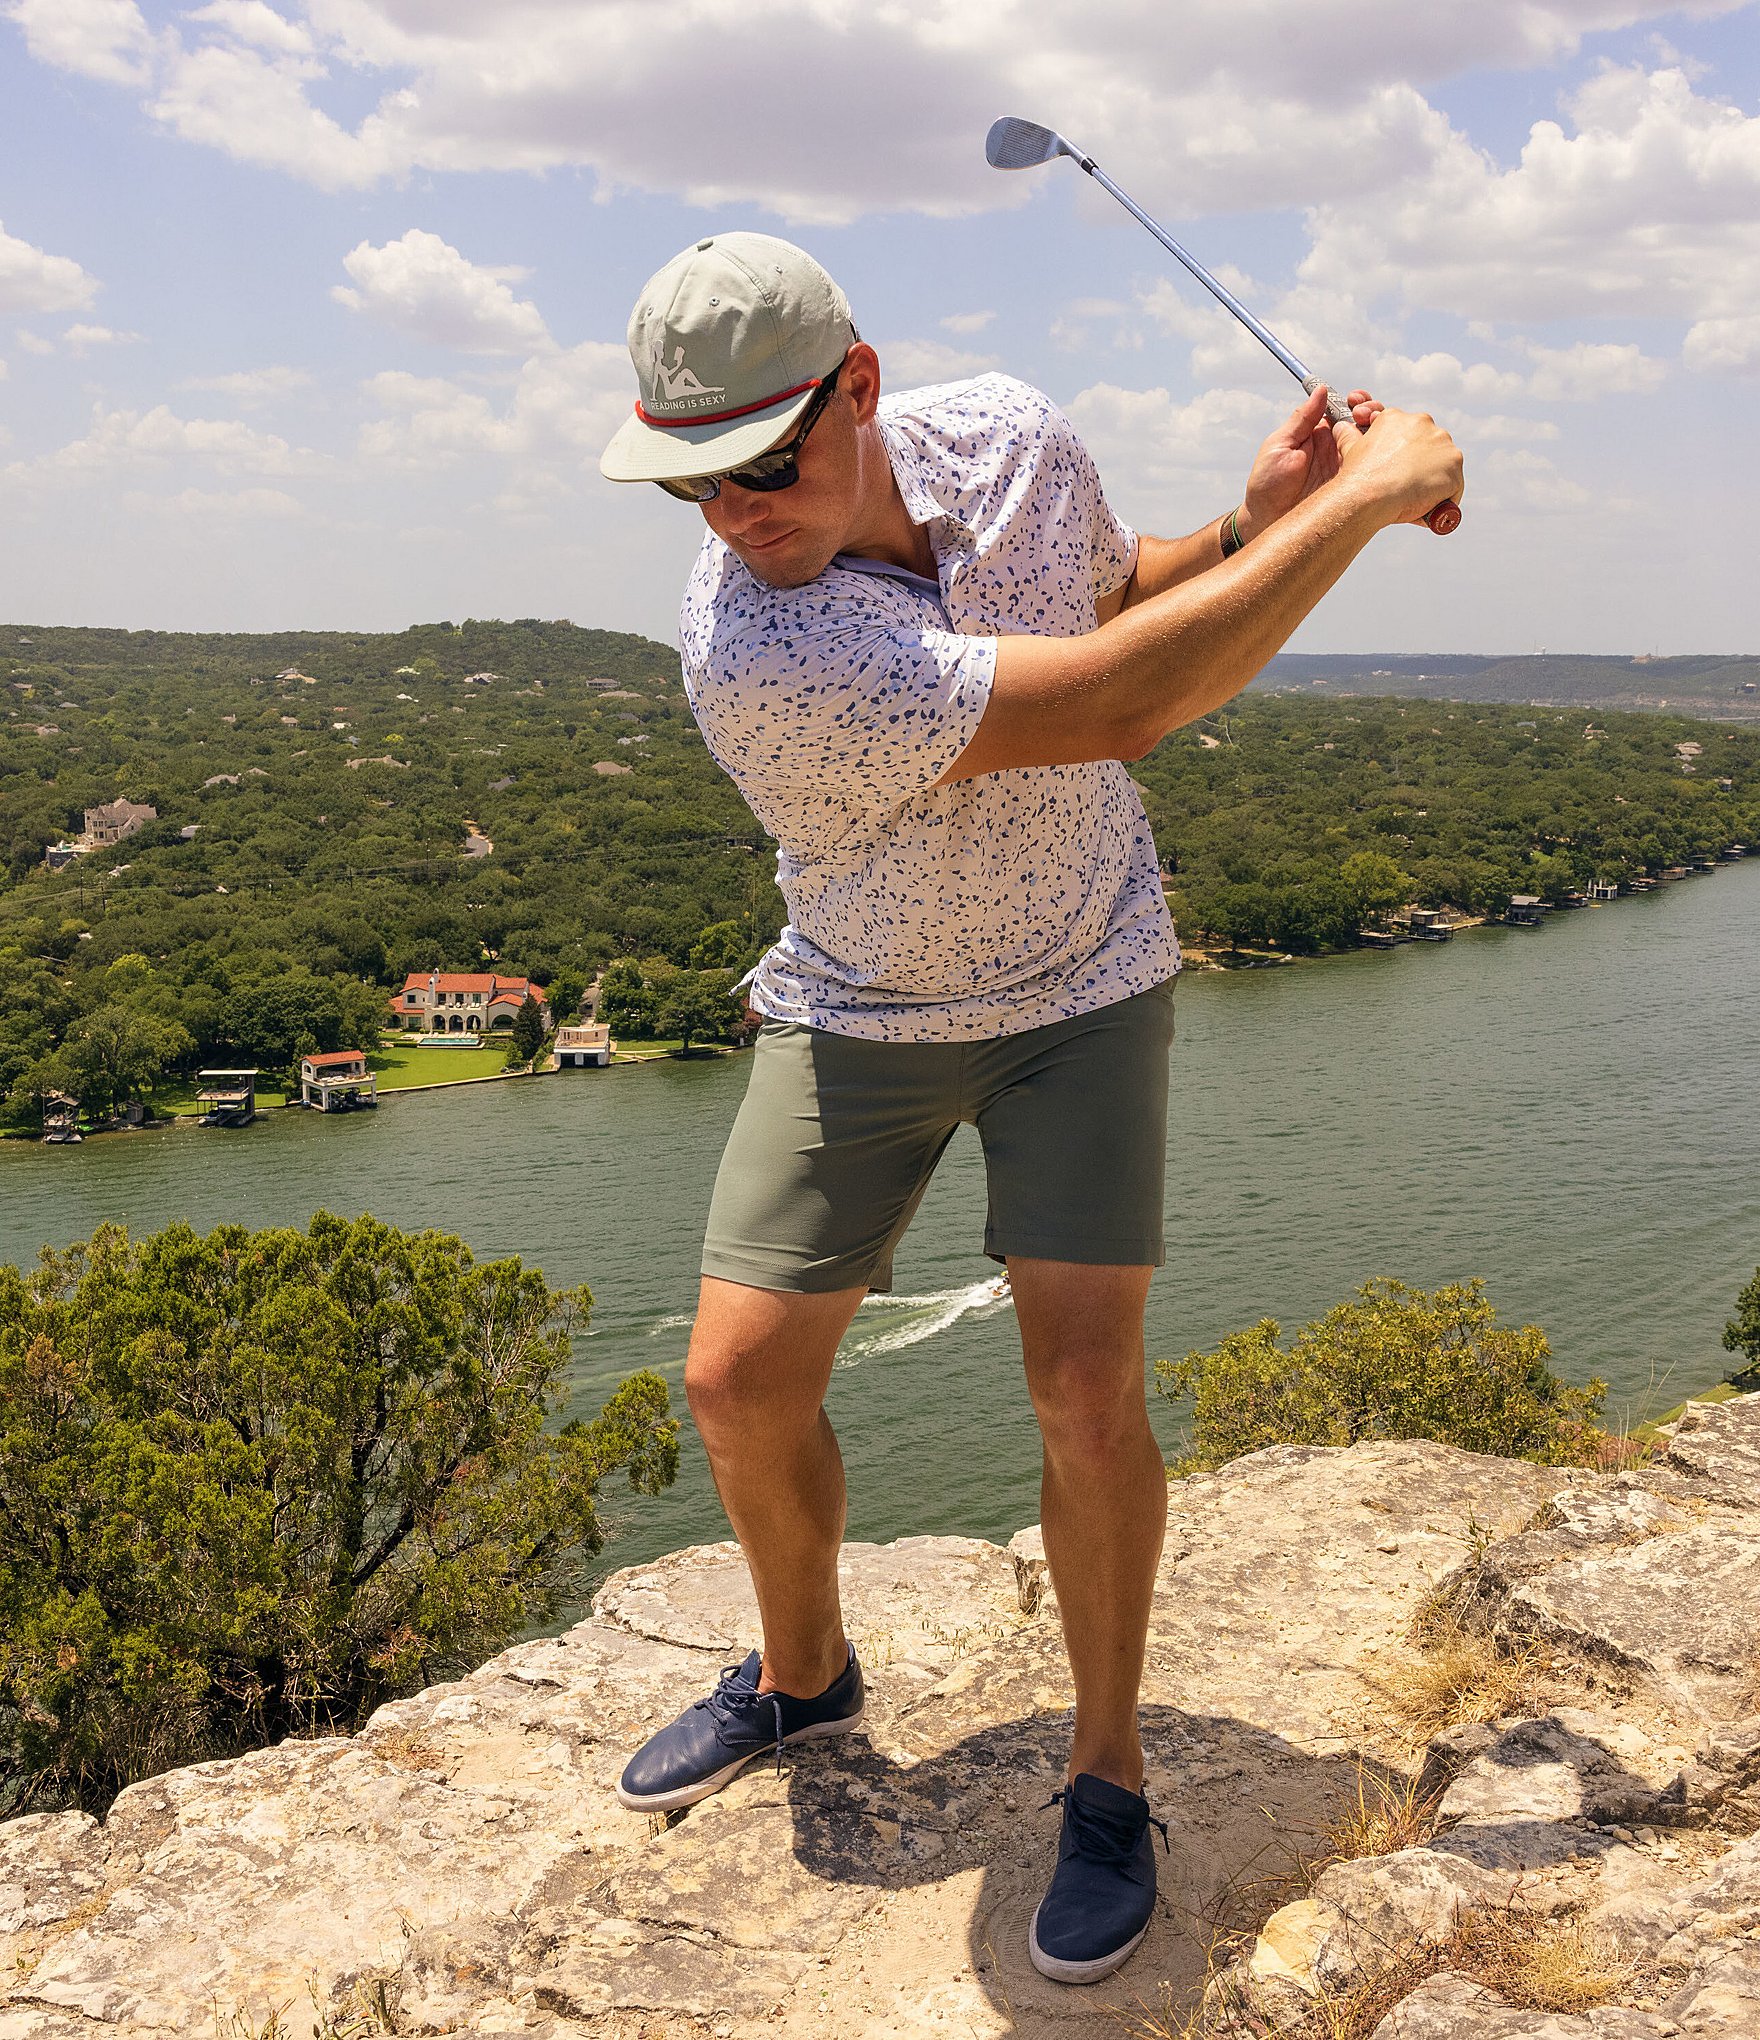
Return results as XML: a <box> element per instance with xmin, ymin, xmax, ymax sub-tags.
<box><xmin>701</xmin><ymin>980</ymin><xmax>1175</xmax><ymax>1294</ymax></box>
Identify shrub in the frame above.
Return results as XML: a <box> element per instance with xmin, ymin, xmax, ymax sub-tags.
<box><xmin>1723</xmin><ymin>1265</ymin><xmax>1760</xmax><ymax>1389</ymax></box>
<box><xmin>0</xmin><ymin>1212</ymin><xmax>678</xmax><ymax>1812</ymax></box>
<box><xmin>1157</xmin><ymin>1277</ymin><xmax>1606</xmax><ymax>1473</ymax></box>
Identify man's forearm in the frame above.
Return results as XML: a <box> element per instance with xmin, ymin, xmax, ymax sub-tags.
<box><xmin>1109</xmin><ymin>523</ymin><xmax>1234</xmax><ymax>613</ymax></box>
<box><xmin>1100</xmin><ymin>480</ymin><xmax>1382</xmax><ymax>751</ymax></box>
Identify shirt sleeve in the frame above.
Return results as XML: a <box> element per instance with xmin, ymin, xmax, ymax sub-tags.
<box><xmin>690</xmin><ymin>604</ymin><xmax>996</xmax><ymax>817</ymax></box>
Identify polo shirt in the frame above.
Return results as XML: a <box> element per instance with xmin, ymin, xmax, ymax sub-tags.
<box><xmin>677</xmin><ymin>373</ymin><xmax>1180</xmax><ymax>1041</ymax></box>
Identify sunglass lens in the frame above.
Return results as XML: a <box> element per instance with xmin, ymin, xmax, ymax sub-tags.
<box><xmin>654</xmin><ymin>474</ymin><xmax>719</xmax><ymax>502</ymax></box>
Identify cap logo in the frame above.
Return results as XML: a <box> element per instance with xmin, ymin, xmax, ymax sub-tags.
<box><xmin>649</xmin><ymin>332</ymin><xmax>725</xmax><ymax>411</ymax></box>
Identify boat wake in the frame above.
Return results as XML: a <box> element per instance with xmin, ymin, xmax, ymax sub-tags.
<box><xmin>837</xmin><ymin>1274</ymin><xmax>1014</xmax><ymax>1365</ymax></box>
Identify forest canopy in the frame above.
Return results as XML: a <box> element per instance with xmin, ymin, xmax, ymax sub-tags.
<box><xmin>3</xmin><ymin>621</ymin><xmax>1756</xmax><ymax>1119</ymax></box>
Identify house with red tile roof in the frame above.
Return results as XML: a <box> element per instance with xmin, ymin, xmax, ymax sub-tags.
<box><xmin>389</xmin><ymin>969</ymin><xmax>547</xmax><ymax>1037</ymax></box>
<box><xmin>298</xmin><ymin>1049</ymin><xmax>377</xmax><ymax>1112</ymax></box>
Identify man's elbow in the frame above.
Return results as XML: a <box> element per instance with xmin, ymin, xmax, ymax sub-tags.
<box><xmin>1116</xmin><ymin>709</ymin><xmax>1165</xmax><ymax>763</ymax></box>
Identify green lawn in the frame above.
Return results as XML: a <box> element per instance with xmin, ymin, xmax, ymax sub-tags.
<box><xmin>369</xmin><ymin>1035</ymin><xmax>517</xmax><ymax>1089</ymax></box>
<box><xmin>152</xmin><ymin>1074</ymin><xmax>291</xmax><ymax>1116</ymax></box>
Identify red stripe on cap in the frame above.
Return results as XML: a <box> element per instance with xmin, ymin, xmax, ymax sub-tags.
<box><xmin>634</xmin><ymin>377</ymin><xmax>820</xmax><ymax>428</ymax></box>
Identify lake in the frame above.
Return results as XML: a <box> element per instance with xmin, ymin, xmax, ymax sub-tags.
<box><xmin>4</xmin><ymin>860</ymin><xmax>1757</xmax><ymax>1603</ymax></box>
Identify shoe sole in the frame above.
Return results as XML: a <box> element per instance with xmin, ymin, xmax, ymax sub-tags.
<box><xmin>1027</xmin><ymin>1901</ymin><xmax>1149</xmax><ymax>1985</ymax></box>
<box><xmin>615</xmin><ymin>1708</ymin><xmax>865</xmax><ymax>1813</ymax></box>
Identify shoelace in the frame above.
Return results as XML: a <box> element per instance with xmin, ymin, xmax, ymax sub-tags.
<box><xmin>697</xmin><ymin>1664</ymin><xmax>788</xmax><ymax>1774</ymax></box>
<box><xmin>1041</xmin><ymin>1787</ymin><xmax>1171</xmax><ymax>1866</ymax></box>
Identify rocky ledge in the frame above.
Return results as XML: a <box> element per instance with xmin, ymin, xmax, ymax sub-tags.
<box><xmin>5</xmin><ymin>1402</ymin><xmax>1760</xmax><ymax>2039</ymax></box>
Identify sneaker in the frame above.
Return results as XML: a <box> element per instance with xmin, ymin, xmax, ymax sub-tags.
<box><xmin>1028</xmin><ymin>1772</ymin><xmax>1169</xmax><ymax>1984</ymax></box>
<box><xmin>616</xmin><ymin>1645</ymin><xmax>865</xmax><ymax>1813</ymax></box>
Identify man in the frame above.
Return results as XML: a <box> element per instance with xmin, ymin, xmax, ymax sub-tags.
<box><xmin>599</xmin><ymin>232</ymin><xmax>1462</xmax><ymax>1984</ymax></box>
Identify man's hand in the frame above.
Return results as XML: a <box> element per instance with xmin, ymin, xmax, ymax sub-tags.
<box><xmin>1237</xmin><ymin>384</ymin><xmax>1381</xmax><ymax>543</ymax></box>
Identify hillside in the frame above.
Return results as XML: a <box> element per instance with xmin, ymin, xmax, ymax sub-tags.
<box><xmin>5</xmin><ymin>622</ymin><xmax>1759</xmax><ymax>1115</ymax></box>
<box><xmin>1258</xmin><ymin>651</ymin><xmax>1760</xmax><ymax>721</ymax></box>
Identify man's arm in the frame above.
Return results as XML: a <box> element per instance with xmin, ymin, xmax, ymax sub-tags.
<box><xmin>938</xmin><ymin>405</ymin><xmax>1461</xmax><ymax>783</ymax></box>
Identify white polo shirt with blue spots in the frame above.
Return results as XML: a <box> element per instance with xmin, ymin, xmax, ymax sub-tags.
<box><xmin>678</xmin><ymin>372</ymin><xmax>1181</xmax><ymax>1042</ymax></box>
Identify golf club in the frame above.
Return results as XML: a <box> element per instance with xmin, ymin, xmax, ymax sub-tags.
<box><xmin>985</xmin><ymin>116</ymin><xmax>1462</xmax><ymax>536</ymax></box>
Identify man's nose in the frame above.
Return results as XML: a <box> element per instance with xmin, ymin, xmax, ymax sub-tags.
<box><xmin>707</xmin><ymin>484</ymin><xmax>775</xmax><ymax>536</ymax></box>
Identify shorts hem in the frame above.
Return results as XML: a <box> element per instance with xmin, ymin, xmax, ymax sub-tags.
<box><xmin>984</xmin><ymin>1231</ymin><xmax>1165</xmax><ymax>1270</ymax></box>
<box><xmin>700</xmin><ymin>1250</ymin><xmax>880</xmax><ymax>1296</ymax></box>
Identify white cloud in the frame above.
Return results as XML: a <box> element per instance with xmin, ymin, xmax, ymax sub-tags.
<box><xmin>941</xmin><ymin>310</ymin><xmax>994</xmax><ymax>336</ymax></box>
<box><xmin>183</xmin><ymin>363</ymin><xmax>315</xmax><ymax>402</ymax></box>
<box><xmin>146</xmin><ymin>484</ymin><xmax>306</xmax><ymax>517</ymax></box>
<box><xmin>357</xmin><ymin>341</ymin><xmax>629</xmax><ymax>469</ymax></box>
<box><xmin>0</xmin><ymin>223</ymin><xmax>99</xmax><ymax>315</ymax></box>
<box><xmin>1050</xmin><ymin>298</ymin><xmax>1136</xmax><ymax>354</ymax></box>
<box><xmin>877</xmin><ymin>337</ymin><xmax>999</xmax><ymax>388</ymax></box>
<box><xmin>333</xmin><ymin>230</ymin><xmax>552</xmax><ymax>355</ymax></box>
<box><xmin>1683</xmin><ymin>315</ymin><xmax>1760</xmax><ymax>375</ymax></box>
<box><xmin>9</xmin><ymin>0</ymin><xmax>1743</xmax><ymax>223</ymax></box>
<box><xmin>12</xmin><ymin>402</ymin><xmax>315</xmax><ymax>477</ymax></box>
<box><xmin>1065</xmin><ymin>382</ymin><xmax>1279</xmax><ymax>495</ymax></box>
<box><xmin>1519</xmin><ymin>340</ymin><xmax>1667</xmax><ymax>399</ymax></box>
<box><xmin>1305</xmin><ymin>65</ymin><xmax>1760</xmax><ymax>323</ymax></box>
<box><xmin>7</xmin><ymin>0</ymin><xmax>157</xmax><ymax>85</ymax></box>
<box><xmin>65</xmin><ymin>321</ymin><xmax>143</xmax><ymax>353</ymax></box>
<box><xmin>1477</xmin><ymin>447</ymin><xmax>1597</xmax><ymax>514</ymax></box>
<box><xmin>184</xmin><ymin>2</ymin><xmax>313</xmax><ymax>57</ymax></box>
<box><xmin>13</xmin><ymin>329</ymin><xmax>56</xmax><ymax>355</ymax></box>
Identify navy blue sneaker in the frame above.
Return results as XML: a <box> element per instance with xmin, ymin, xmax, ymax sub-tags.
<box><xmin>616</xmin><ymin>1646</ymin><xmax>865</xmax><ymax>1812</ymax></box>
<box><xmin>1029</xmin><ymin>1773</ymin><xmax>1168</xmax><ymax>1984</ymax></box>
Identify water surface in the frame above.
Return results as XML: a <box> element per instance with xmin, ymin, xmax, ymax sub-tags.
<box><xmin>4</xmin><ymin>862</ymin><xmax>1756</xmax><ymax>1595</ymax></box>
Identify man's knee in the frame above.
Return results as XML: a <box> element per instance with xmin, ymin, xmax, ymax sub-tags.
<box><xmin>683</xmin><ymin>1280</ymin><xmax>856</xmax><ymax>1440</ymax></box>
<box><xmin>1027</xmin><ymin>1345</ymin><xmax>1154</xmax><ymax>1467</ymax></box>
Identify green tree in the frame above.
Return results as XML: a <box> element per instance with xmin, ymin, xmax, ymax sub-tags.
<box><xmin>1723</xmin><ymin>1267</ymin><xmax>1760</xmax><ymax>1389</ymax></box>
<box><xmin>508</xmin><ymin>993</ymin><xmax>547</xmax><ymax>1068</ymax></box>
<box><xmin>1156</xmin><ymin>1278</ymin><xmax>1606</xmax><ymax>1473</ymax></box>
<box><xmin>689</xmin><ymin>919</ymin><xmax>749</xmax><ymax>970</ymax></box>
<box><xmin>545</xmin><ymin>967</ymin><xmax>587</xmax><ymax>1025</ymax></box>
<box><xmin>34</xmin><ymin>1003</ymin><xmax>191</xmax><ymax>1120</ymax></box>
<box><xmin>1340</xmin><ymin>850</ymin><xmax>1410</xmax><ymax>930</ymax></box>
<box><xmin>598</xmin><ymin>958</ymin><xmax>657</xmax><ymax>1039</ymax></box>
<box><xmin>0</xmin><ymin>1213</ymin><xmax>678</xmax><ymax>1812</ymax></box>
<box><xmin>656</xmin><ymin>970</ymin><xmax>741</xmax><ymax>1052</ymax></box>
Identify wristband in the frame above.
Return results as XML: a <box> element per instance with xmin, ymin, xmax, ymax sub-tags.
<box><xmin>1219</xmin><ymin>508</ymin><xmax>1245</xmax><ymax>558</ymax></box>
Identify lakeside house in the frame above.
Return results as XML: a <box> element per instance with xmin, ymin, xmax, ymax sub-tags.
<box><xmin>1505</xmin><ymin>894</ymin><xmax>1548</xmax><ymax>926</ymax></box>
<box><xmin>390</xmin><ymin>969</ymin><xmax>547</xmax><ymax>1037</ymax></box>
<box><xmin>554</xmin><ymin>1023</ymin><xmax>612</xmax><ymax>1068</ymax></box>
<box><xmin>1406</xmin><ymin>907</ymin><xmax>1453</xmax><ymax>941</ymax></box>
<box><xmin>298</xmin><ymin>1050</ymin><xmax>377</xmax><ymax>1112</ymax></box>
<box><xmin>1587</xmin><ymin>879</ymin><xmax>1620</xmax><ymax>902</ymax></box>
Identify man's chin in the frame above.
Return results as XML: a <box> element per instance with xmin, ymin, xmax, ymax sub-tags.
<box><xmin>733</xmin><ymin>536</ymin><xmax>834</xmax><ymax>588</ymax></box>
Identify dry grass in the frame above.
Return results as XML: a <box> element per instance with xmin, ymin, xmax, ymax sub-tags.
<box><xmin>1452</xmin><ymin>1905</ymin><xmax>1635</xmax><ymax>2014</ymax></box>
<box><xmin>1375</xmin><ymin>1616</ymin><xmax>1550</xmax><ymax>1744</ymax></box>
<box><xmin>1295</xmin><ymin>1766</ymin><xmax>1441</xmax><ymax>1886</ymax></box>
<box><xmin>359</xmin><ymin>1724</ymin><xmax>447</xmax><ymax>1773</ymax></box>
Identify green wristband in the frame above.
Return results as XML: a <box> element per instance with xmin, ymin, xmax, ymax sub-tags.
<box><xmin>1220</xmin><ymin>508</ymin><xmax>1245</xmax><ymax>558</ymax></box>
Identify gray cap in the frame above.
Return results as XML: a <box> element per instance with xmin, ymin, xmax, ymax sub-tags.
<box><xmin>599</xmin><ymin>232</ymin><xmax>856</xmax><ymax>484</ymax></box>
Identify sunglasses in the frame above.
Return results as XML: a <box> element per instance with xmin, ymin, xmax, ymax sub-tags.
<box><xmin>654</xmin><ymin>363</ymin><xmax>843</xmax><ymax>503</ymax></box>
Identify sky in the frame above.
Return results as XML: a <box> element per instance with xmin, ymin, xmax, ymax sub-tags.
<box><xmin>1</xmin><ymin>0</ymin><xmax>1756</xmax><ymax>655</ymax></box>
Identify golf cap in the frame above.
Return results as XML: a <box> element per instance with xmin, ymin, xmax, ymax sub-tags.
<box><xmin>600</xmin><ymin>232</ymin><xmax>857</xmax><ymax>485</ymax></box>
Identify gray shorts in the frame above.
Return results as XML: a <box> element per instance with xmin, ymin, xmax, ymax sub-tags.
<box><xmin>701</xmin><ymin>981</ymin><xmax>1175</xmax><ymax>1294</ymax></box>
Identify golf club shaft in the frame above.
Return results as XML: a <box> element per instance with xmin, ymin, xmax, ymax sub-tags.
<box><xmin>1076</xmin><ymin>159</ymin><xmax>1462</xmax><ymax>536</ymax></box>
<box><xmin>1085</xmin><ymin>162</ymin><xmax>1309</xmax><ymax>383</ymax></box>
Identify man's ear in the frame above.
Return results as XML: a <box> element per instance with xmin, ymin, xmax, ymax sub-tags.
<box><xmin>842</xmin><ymin>342</ymin><xmax>882</xmax><ymax>426</ymax></box>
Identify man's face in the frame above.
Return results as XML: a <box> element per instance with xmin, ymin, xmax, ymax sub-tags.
<box><xmin>695</xmin><ymin>350</ymin><xmax>873</xmax><ymax>588</ymax></box>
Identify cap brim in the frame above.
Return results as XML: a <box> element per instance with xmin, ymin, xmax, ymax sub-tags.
<box><xmin>599</xmin><ymin>384</ymin><xmax>818</xmax><ymax>484</ymax></box>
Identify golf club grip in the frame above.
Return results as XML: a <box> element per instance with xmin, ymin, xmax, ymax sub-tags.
<box><xmin>1322</xmin><ymin>388</ymin><xmax>1462</xmax><ymax>536</ymax></box>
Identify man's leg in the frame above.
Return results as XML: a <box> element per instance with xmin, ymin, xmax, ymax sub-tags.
<box><xmin>686</xmin><ymin>1274</ymin><xmax>867</xmax><ymax>1699</ymax></box>
<box><xmin>1010</xmin><ymin>1258</ymin><xmax>1164</xmax><ymax>1793</ymax></box>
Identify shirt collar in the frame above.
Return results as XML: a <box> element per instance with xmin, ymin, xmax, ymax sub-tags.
<box><xmin>877</xmin><ymin>408</ymin><xmax>971</xmax><ymax>542</ymax></box>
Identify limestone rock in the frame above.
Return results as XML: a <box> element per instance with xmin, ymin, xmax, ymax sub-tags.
<box><xmin>1655</xmin><ymin>1397</ymin><xmax>1760</xmax><ymax>1509</ymax></box>
<box><xmin>1438</xmin><ymin>1714</ymin><xmax>1688</xmax><ymax>1825</ymax></box>
<box><xmin>4</xmin><ymin>1421</ymin><xmax>1760</xmax><ymax>2040</ymax></box>
<box><xmin>1370</xmin><ymin>1972</ymin><xmax>1673</xmax><ymax>2037</ymax></box>
<box><xmin>593</xmin><ymin>1534</ymin><xmax>1033</xmax><ymax>1683</ymax></box>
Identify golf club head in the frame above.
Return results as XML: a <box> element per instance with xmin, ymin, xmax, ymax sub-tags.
<box><xmin>985</xmin><ymin>116</ymin><xmax>1077</xmax><ymax>170</ymax></box>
